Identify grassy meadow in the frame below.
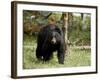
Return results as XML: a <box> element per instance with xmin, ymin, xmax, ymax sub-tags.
<box><xmin>23</xmin><ymin>34</ymin><xmax>91</xmax><ymax>69</ymax></box>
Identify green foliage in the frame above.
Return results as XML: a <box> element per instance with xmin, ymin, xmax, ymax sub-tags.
<box><xmin>68</xmin><ymin>13</ymin><xmax>91</xmax><ymax>45</ymax></box>
<box><xmin>23</xmin><ymin>10</ymin><xmax>91</xmax><ymax>46</ymax></box>
<box><xmin>23</xmin><ymin>10</ymin><xmax>62</xmax><ymax>25</ymax></box>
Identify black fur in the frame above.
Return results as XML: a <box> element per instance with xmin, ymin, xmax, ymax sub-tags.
<box><xmin>36</xmin><ymin>24</ymin><xmax>65</xmax><ymax>64</ymax></box>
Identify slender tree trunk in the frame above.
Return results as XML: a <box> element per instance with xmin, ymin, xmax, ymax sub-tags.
<box><xmin>62</xmin><ymin>13</ymin><xmax>68</xmax><ymax>53</ymax></box>
<box><xmin>81</xmin><ymin>13</ymin><xmax>86</xmax><ymax>30</ymax></box>
<box><xmin>81</xmin><ymin>13</ymin><xmax>86</xmax><ymax>47</ymax></box>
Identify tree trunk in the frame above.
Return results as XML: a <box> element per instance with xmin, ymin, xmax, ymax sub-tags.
<box><xmin>81</xmin><ymin>13</ymin><xmax>86</xmax><ymax>30</ymax></box>
<box><xmin>62</xmin><ymin>13</ymin><xmax>68</xmax><ymax>53</ymax></box>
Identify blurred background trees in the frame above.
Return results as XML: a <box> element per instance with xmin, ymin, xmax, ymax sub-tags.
<box><xmin>23</xmin><ymin>10</ymin><xmax>91</xmax><ymax>47</ymax></box>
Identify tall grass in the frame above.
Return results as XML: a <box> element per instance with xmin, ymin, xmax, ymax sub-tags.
<box><xmin>23</xmin><ymin>34</ymin><xmax>91</xmax><ymax>69</ymax></box>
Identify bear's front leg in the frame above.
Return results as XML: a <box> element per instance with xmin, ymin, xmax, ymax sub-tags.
<box><xmin>57</xmin><ymin>52</ymin><xmax>64</xmax><ymax>64</ymax></box>
<box><xmin>36</xmin><ymin>46</ymin><xmax>42</xmax><ymax>60</ymax></box>
<box><xmin>57</xmin><ymin>43</ymin><xmax>65</xmax><ymax>64</ymax></box>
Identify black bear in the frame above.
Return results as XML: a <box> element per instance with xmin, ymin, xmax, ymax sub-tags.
<box><xmin>36</xmin><ymin>24</ymin><xmax>65</xmax><ymax>64</ymax></box>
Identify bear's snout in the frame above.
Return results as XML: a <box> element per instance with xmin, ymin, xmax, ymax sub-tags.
<box><xmin>51</xmin><ymin>37</ymin><xmax>56</xmax><ymax>44</ymax></box>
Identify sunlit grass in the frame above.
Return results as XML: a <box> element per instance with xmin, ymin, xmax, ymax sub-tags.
<box><xmin>23</xmin><ymin>34</ymin><xmax>91</xmax><ymax>69</ymax></box>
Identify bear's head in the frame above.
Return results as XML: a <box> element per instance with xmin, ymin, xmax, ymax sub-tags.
<box><xmin>50</xmin><ymin>31</ymin><xmax>61</xmax><ymax>44</ymax></box>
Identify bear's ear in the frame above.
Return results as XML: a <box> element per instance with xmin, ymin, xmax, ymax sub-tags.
<box><xmin>51</xmin><ymin>37</ymin><xmax>56</xmax><ymax>44</ymax></box>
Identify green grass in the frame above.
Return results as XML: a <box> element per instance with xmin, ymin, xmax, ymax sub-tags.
<box><xmin>23</xmin><ymin>34</ymin><xmax>91</xmax><ymax>69</ymax></box>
